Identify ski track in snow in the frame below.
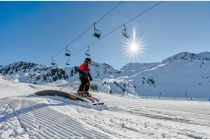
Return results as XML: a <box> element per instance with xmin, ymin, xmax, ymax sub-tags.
<box><xmin>0</xmin><ymin>94</ymin><xmax>210</xmax><ymax>138</ymax></box>
<box><xmin>52</xmin><ymin>94</ymin><xmax>210</xmax><ymax>139</ymax></box>
<box><xmin>0</xmin><ymin>97</ymin><xmax>111</xmax><ymax>139</ymax></box>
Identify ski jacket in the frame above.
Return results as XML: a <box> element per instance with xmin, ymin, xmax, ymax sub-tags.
<box><xmin>79</xmin><ymin>63</ymin><xmax>92</xmax><ymax>80</ymax></box>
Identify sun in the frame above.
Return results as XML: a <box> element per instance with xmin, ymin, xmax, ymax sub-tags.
<box><xmin>130</xmin><ymin>41</ymin><xmax>139</xmax><ymax>53</ymax></box>
<box><xmin>122</xmin><ymin>28</ymin><xmax>145</xmax><ymax>61</ymax></box>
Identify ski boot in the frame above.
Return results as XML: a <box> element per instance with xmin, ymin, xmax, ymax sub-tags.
<box><xmin>77</xmin><ymin>91</ymin><xmax>87</xmax><ymax>97</ymax></box>
<box><xmin>86</xmin><ymin>91</ymin><xmax>91</xmax><ymax>97</ymax></box>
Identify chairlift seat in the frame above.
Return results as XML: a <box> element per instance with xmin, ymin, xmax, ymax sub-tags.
<box><xmin>85</xmin><ymin>52</ymin><xmax>91</xmax><ymax>57</ymax></box>
<box><xmin>66</xmin><ymin>62</ymin><xmax>70</xmax><ymax>65</ymax></box>
<box><xmin>93</xmin><ymin>31</ymin><xmax>101</xmax><ymax>38</ymax></box>
<box><xmin>51</xmin><ymin>57</ymin><xmax>56</xmax><ymax>66</ymax></box>
<box><xmin>122</xmin><ymin>31</ymin><xmax>129</xmax><ymax>38</ymax></box>
<box><xmin>65</xmin><ymin>45</ymin><xmax>71</xmax><ymax>56</ymax></box>
<box><xmin>65</xmin><ymin>53</ymin><xmax>71</xmax><ymax>56</ymax></box>
<box><xmin>93</xmin><ymin>22</ymin><xmax>101</xmax><ymax>38</ymax></box>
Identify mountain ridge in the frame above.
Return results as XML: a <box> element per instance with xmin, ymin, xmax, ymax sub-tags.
<box><xmin>0</xmin><ymin>51</ymin><xmax>210</xmax><ymax>98</ymax></box>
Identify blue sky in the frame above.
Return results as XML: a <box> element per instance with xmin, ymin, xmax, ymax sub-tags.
<box><xmin>0</xmin><ymin>1</ymin><xmax>210</xmax><ymax>69</ymax></box>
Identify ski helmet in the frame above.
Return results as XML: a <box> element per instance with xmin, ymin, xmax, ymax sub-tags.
<box><xmin>85</xmin><ymin>58</ymin><xmax>91</xmax><ymax>63</ymax></box>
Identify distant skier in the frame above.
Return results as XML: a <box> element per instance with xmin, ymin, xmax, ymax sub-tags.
<box><xmin>77</xmin><ymin>58</ymin><xmax>93</xmax><ymax>97</ymax></box>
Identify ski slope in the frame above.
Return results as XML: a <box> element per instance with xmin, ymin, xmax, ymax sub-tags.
<box><xmin>0</xmin><ymin>77</ymin><xmax>210</xmax><ymax>138</ymax></box>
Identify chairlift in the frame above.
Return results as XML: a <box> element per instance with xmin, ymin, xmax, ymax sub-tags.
<box><xmin>51</xmin><ymin>57</ymin><xmax>56</xmax><ymax>66</ymax></box>
<box><xmin>65</xmin><ymin>45</ymin><xmax>71</xmax><ymax>56</ymax></box>
<box><xmin>93</xmin><ymin>22</ymin><xmax>101</xmax><ymax>39</ymax></box>
<box><xmin>65</xmin><ymin>57</ymin><xmax>70</xmax><ymax>66</ymax></box>
<box><xmin>122</xmin><ymin>24</ymin><xmax>129</xmax><ymax>39</ymax></box>
<box><xmin>85</xmin><ymin>46</ymin><xmax>91</xmax><ymax>57</ymax></box>
<box><xmin>65</xmin><ymin>62</ymin><xmax>70</xmax><ymax>66</ymax></box>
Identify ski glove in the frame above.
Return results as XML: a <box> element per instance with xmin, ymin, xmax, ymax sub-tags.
<box><xmin>88</xmin><ymin>73</ymin><xmax>93</xmax><ymax>81</ymax></box>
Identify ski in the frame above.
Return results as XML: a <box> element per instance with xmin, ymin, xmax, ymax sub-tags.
<box><xmin>69</xmin><ymin>92</ymin><xmax>91</xmax><ymax>103</ymax></box>
<box><xmin>84</xmin><ymin>96</ymin><xmax>104</xmax><ymax>106</ymax></box>
<box><xmin>70</xmin><ymin>92</ymin><xmax>100</xmax><ymax>104</ymax></box>
<box><xmin>85</xmin><ymin>96</ymin><xmax>96</xmax><ymax>103</ymax></box>
<box><xmin>88</xmin><ymin>96</ymin><xmax>100</xmax><ymax>102</ymax></box>
<box><xmin>70</xmin><ymin>92</ymin><xmax>104</xmax><ymax>105</ymax></box>
<box><xmin>93</xmin><ymin>102</ymin><xmax>104</xmax><ymax>105</ymax></box>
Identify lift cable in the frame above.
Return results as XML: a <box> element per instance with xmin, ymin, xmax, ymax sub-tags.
<box><xmin>43</xmin><ymin>1</ymin><xmax>123</xmax><ymax>65</ymax></box>
<box><xmin>71</xmin><ymin>1</ymin><xmax>163</xmax><ymax>58</ymax></box>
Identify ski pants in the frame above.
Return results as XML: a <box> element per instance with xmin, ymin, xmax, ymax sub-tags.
<box><xmin>78</xmin><ymin>78</ymin><xmax>90</xmax><ymax>92</ymax></box>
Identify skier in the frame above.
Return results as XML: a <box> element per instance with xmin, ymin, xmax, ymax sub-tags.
<box><xmin>77</xmin><ymin>58</ymin><xmax>93</xmax><ymax>97</ymax></box>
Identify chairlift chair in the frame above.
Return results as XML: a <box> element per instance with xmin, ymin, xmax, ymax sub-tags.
<box><xmin>65</xmin><ymin>62</ymin><xmax>70</xmax><ymax>66</ymax></box>
<box><xmin>122</xmin><ymin>24</ymin><xmax>129</xmax><ymax>39</ymax></box>
<box><xmin>93</xmin><ymin>22</ymin><xmax>101</xmax><ymax>39</ymax></box>
<box><xmin>51</xmin><ymin>57</ymin><xmax>56</xmax><ymax>66</ymax></box>
<box><xmin>85</xmin><ymin>46</ymin><xmax>91</xmax><ymax>57</ymax></box>
<box><xmin>85</xmin><ymin>52</ymin><xmax>91</xmax><ymax>57</ymax></box>
<box><xmin>65</xmin><ymin>54</ymin><xmax>70</xmax><ymax>66</ymax></box>
<box><xmin>65</xmin><ymin>45</ymin><xmax>71</xmax><ymax>56</ymax></box>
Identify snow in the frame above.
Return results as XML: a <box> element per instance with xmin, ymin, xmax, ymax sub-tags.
<box><xmin>0</xmin><ymin>76</ymin><xmax>37</xmax><ymax>98</ymax></box>
<box><xmin>0</xmin><ymin>75</ymin><xmax>59</xmax><ymax>99</ymax></box>
<box><xmin>0</xmin><ymin>61</ymin><xmax>68</xmax><ymax>84</ymax></box>
<box><xmin>120</xmin><ymin>62</ymin><xmax>159</xmax><ymax>76</ymax></box>
<box><xmin>161</xmin><ymin>51</ymin><xmax>210</xmax><ymax>63</ymax></box>
<box><xmin>131</xmin><ymin>59</ymin><xmax>210</xmax><ymax>98</ymax></box>
<box><xmin>101</xmin><ymin>78</ymin><xmax>135</xmax><ymax>95</ymax></box>
<box><xmin>0</xmin><ymin>51</ymin><xmax>210</xmax><ymax>138</ymax></box>
<box><xmin>0</xmin><ymin>76</ymin><xmax>210</xmax><ymax>139</ymax></box>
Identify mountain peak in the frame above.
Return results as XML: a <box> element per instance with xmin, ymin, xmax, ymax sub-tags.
<box><xmin>6</xmin><ymin>61</ymin><xmax>44</xmax><ymax>68</ymax></box>
<box><xmin>198</xmin><ymin>51</ymin><xmax>210</xmax><ymax>58</ymax></box>
<box><xmin>161</xmin><ymin>51</ymin><xmax>210</xmax><ymax>63</ymax></box>
<box><xmin>0</xmin><ymin>61</ymin><xmax>68</xmax><ymax>84</ymax></box>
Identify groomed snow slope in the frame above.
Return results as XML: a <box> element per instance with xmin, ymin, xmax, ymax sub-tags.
<box><xmin>0</xmin><ymin>77</ymin><xmax>210</xmax><ymax>139</ymax></box>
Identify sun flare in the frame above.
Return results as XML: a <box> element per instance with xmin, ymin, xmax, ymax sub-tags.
<box><xmin>130</xmin><ymin>41</ymin><xmax>139</xmax><ymax>53</ymax></box>
<box><xmin>122</xmin><ymin>28</ymin><xmax>145</xmax><ymax>61</ymax></box>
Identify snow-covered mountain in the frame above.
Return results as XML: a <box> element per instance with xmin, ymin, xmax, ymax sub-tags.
<box><xmin>162</xmin><ymin>51</ymin><xmax>210</xmax><ymax>63</ymax></box>
<box><xmin>0</xmin><ymin>61</ymin><xmax>68</xmax><ymax>84</ymax></box>
<box><xmin>101</xmin><ymin>77</ymin><xmax>136</xmax><ymax>96</ymax></box>
<box><xmin>99</xmin><ymin>52</ymin><xmax>210</xmax><ymax>98</ymax></box>
<box><xmin>91</xmin><ymin>62</ymin><xmax>121</xmax><ymax>79</ymax></box>
<box><xmin>130</xmin><ymin>52</ymin><xmax>210</xmax><ymax>98</ymax></box>
<box><xmin>0</xmin><ymin>61</ymin><xmax>129</xmax><ymax>94</ymax></box>
<box><xmin>0</xmin><ymin>51</ymin><xmax>210</xmax><ymax>98</ymax></box>
<box><xmin>120</xmin><ymin>62</ymin><xmax>159</xmax><ymax>73</ymax></box>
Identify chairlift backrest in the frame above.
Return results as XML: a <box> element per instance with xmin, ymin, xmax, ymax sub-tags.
<box><xmin>122</xmin><ymin>24</ymin><xmax>129</xmax><ymax>39</ymax></box>
<box><xmin>65</xmin><ymin>45</ymin><xmax>71</xmax><ymax>56</ymax></box>
<box><xmin>85</xmin><ymin>52</ymin><xmax>91</xmax><ymax>57</ymax></box>
<box><xmin>93</xmin><ymin>22</ymin><xmax>101</xmax><ymax>38</ymax></box>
